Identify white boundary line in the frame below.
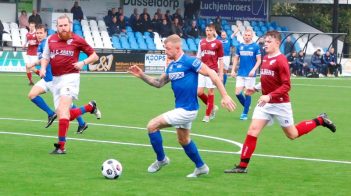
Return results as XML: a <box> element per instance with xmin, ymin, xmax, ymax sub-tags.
<box><xmin>0</xmin><ymin>117</ymin><xmax>350</xmax><ymax>165</ymax></box>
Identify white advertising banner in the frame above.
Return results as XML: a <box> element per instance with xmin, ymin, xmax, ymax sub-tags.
<box><xmin>144</xmin><ymin>54</ymin><xmax>167</xmax><ymax>74</ymax></box>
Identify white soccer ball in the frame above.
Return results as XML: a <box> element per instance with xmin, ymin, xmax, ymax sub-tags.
<box><xmin>101</xmin><ymin>159</ymin><xmax>123</xmax><ymax>179</ymax></box>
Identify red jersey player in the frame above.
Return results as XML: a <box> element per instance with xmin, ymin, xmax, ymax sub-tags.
<box><xmin>197</xmin><ymin>23</ymin><xmax>224</xmax><ymax>122</ymax></box>
<box><xmin>224</xmin><ymin>30</ymin><xmax>336</xmax><ymax>173</ymax></box>
<box><xmin>40</xmin><ymin>15</ymin><xmax>100</xmax><ymax>154</ymax></box>
<box><xmin>24</xmin><ymin>22</ymin><xmax>39</xmax><ymax>85</ymax></box>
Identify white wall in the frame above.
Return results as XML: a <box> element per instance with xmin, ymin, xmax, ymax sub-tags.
<box><xmin>0</xmin><ymin>3</ymin><xmax>17</xmax><ymax>23</ymax></box>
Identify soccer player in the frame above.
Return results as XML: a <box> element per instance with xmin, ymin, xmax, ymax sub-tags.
<box><xmin>224</xmin><ymin>31</ymin><xmax>336</xmax><ymax>174</ymax></box>
<box><xmin>128</xmin><ymin>34</ymin><xmax>236</xmax><ymax>178</ymax></box>
<box><xmin>24</xmin><ymin>22</ymin><xmax>39</xmax><ymax>85</ymax></box>
<box><xmin>27</xmin><ymin>24</ymin><xmax>88</xmax><ymax>133</ymax></box>
<box><xmin>197</xmin><ymin>23</ymin><xmax>224</xmax><ymax>123</ymax></box>
<box><xmin>40</xmin><ymin>15</ymin><xmax>100</xmax><ymax>154</ymax></box>
<box><xmin>231</xmin><ymin>28</ymin><xmax>261</xmax><ymax>120</ymax></box>
<box><xmin>218</xmin><ymin>30</ymin><xmax>232</xmax><ymax>86</ymax></box>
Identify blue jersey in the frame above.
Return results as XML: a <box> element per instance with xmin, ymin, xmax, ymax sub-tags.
<box><xmin>38</xmin><ymin>38</ymin><xmax>53</xmax><ymax>82</ymax></box>
<box><xmin>219</xmin><ymin>38</ymin><xmax>231</xmax><ymax>56</ymax></box>
<box><xmin>236</xmin><ymin>42</ymin><xmax>261</xmax><ymax>77</ymax></box>
<box><xmin>165</xmin><ymin>54</ymin><xmax>202</xmax><ymax>111</ymax></box>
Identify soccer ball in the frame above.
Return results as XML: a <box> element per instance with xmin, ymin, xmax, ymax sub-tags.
<box><xmin>101</xmin><ymin>159</ymin><xmax>123</xmax><ymax>179</ymax></box>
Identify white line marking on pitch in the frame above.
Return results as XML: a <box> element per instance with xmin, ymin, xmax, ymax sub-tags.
<box><xmin>0</xmin><ymin>117</ymin><xmax>350</xmax><ymax>165</ymax></box>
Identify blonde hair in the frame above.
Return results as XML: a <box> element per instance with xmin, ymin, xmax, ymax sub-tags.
<box><xmin>164</xmin><ymin>34</ymin><xmax>181</xmax><ymax>46</ymax></box>
<box><xmin>56</xmin><ymin>14</ymin><xmax>72</xmax><ymax>24</ymax></box>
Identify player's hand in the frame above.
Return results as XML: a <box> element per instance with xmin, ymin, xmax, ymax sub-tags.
<box><xmin>230</xmin><ymin>71</ymin><xmax>237</xmax><ymax>78</ymax></box>
<box><xmin>73</xmin><ymin>61</ymin><xmax>85</xmax><ymax>70</ymax></box>
<box><xmin>221</xmin><ymin>95</ymin><xmax>236</xmax><ymax>112</ymax></box>
<box><xmin>245</xmin><ymin>88</ymin><xmax>256</xmax><ymax>96</ymax></box>
<box><xmin>258</xmin><ymin>95</ymin><xmax>270</xmax><ymax>107</ymax></box>
<box><xmin>39</xmin><ymin>67</ymin><xmax>46</xmax><ymax>78</ymax></box>
<box><xmin>128</xmin><ymin>65</ymin><xmax>143</xmax><ymax>78</ymax></box>
<box><xmin>248</xmin><ymin>70</ymin><xmax>256</xmax><ymax>77</ymax></box>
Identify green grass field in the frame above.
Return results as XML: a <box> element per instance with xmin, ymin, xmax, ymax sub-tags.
<box><xmin>0</xmin><ymin>73</ymin><xmax>350</xmax><ymax>195</ymax></box>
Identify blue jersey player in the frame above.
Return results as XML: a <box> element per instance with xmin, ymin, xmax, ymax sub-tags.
<box><xmin>218</xmin><ymin>31</ymin><xmax>232</xmax><ymax>86</ymax></box>
<box><xmin>27</xmin><ymin>24</ymin><xmax>88</xmax><ymax>134</ymax></box>
<box><xmin>128</xmin><ymin>34</ymin><xmax>236</xmax><ymax>178</ymax></box>
<box><xmin>231</xmin><ymin>29</ymin><xmax>261</xmax><ymax>120</ymax></box>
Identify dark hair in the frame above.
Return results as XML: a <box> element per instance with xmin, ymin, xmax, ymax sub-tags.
<box><xmin>36</xmin><ymin>24</ymin><xmax>47</xmax><ymax>32</ymax></box>
<box><xmin>265</xmin><ymin>30</ymin><xmax>281</xmax><ymax>42</ymax></box>
<box><xmin>206</xmin><ymin>23</ymin><xmax>215</xmax><ymax>29</ymax></box>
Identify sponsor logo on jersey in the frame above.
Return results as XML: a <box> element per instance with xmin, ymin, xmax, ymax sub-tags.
<box><xmin>201</xmin><ymin>50</ymin><xmax>215</xmax><ymax>56</ymax></box>
<box><xmin>50</xmin><ymin>49</ymin><xmax>74</xmax><ymax>58</ymax></box>
<box><xmin>260</xmin><ymin>68</ymin><xmax>275</xmax><ymax>76</ymax></box>
<box><xmin>239</xmin><ymin>51</ymin><xmax>254</xmax><ymax>56</ymax></box>
<box><xmin>270</xmin><ymin>59</ymin><xmax>276</xmax><ymax>65</ymax></box>
<box><xmin>192</xmin><ymin>59</ymin><xmax>201</xmax><ymax>68</ymax></box>
<box><xmin>169</xmin><ymin>72</ymin><xmax>184</xmax><ymax>80</ymax></box>
<box><xmin>67</xmin><ymin>39</ymin><xmax>73</xmax><ymax>45</ymax></box>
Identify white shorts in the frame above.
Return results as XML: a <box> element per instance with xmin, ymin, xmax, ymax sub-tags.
<box><xmin>222</xmin><ymin>56</ymin><xmax>230</xmax><ymax>70</ymax></box>
<box><xmin>198</xmin><ymin>74</ymin><xmax>216</xmax><ymax>89</ymax></box>
<box><xmin>252</xmin><ymin>102</ymin><xmax>294</xmax><ymax>127</ymax></box>
<box><xmin>34</xmin><ymin>79</ymin><xmax>53</xmax><ymax>93</ymax></box>
<box><xmin>24</xmin><ymin>55</ymin><xmax>38</xmax><ymax>64</ymax></box>
<box><xmin>163</xmin><ymin>108</ymin><xmax>198</xmax><ymax>129</ymax></box>
<box><xmin>236</xmin><ymin>76</ymin><xmax>256</xmax><ymax>89</ymax></box>
<box><xmin>52</xmin><ymin>73</ymin><xmax>80</xmax><ymax>109</ymax></box>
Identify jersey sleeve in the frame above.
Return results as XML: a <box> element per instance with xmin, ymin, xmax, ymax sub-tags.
<box><xmin>268</xmin><ymin>56</ymin><xmax>291</xmax><ymax>99</ymax></box>
<box><xmin>77</xmin><ymin>36</ymin><xmax>95</xmax><ymax>56</ymax></box>
<box><xmin>255</xmin><ymin>44</ymin><xmax>261</xmax><ymax>56</ymax></box>
<box><xmin>41</xmin><ymin>37</ymin><xmax>50</xmax><ymax>60</ymax></box>
<box><xmin>235</xmin><ymin>45</ymin><xmax>240</xmax><ymax>56</ymax></box>
<box><xmin>189</xmin><ymin>56</ymin><xmax>202</xmax><ymax>72</ymax></box>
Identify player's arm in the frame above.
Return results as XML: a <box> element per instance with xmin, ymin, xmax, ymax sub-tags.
<box><xmin>198</xmin><ymin>63</ymin><xmax>236</xmax><ymax>111</ymax></box>
<box><xmin>248</xmin><ymin>55</ymin><xmax>262</xmax><ymax>77</ymax></box>
<box><xmin>231</xmin><ymin>55</ymin><xmax>239</xmax><ymax>77</ymax></box>
<box><xmin>128</xmin><ymin>65</ymin><xmax>170</xmax><ymax>88</ymax></box>
<box><xmin>73</xmin><ymin>52</ymin><xmax>99</xmax><ymax>70</ymax></box>
<box><xmin>218</xmin><ymin>57</ymin><xmax>224</xmax><ymax>80</ymax></box>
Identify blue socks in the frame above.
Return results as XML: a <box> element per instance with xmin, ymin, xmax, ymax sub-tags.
<box><xmin>71</xmin><ymin>104</ymin><xmax>85</xmax><ymax>126</ymax></box>
<box><xmin>148</xmin><ymin>130</ymin><xmax>165</xmax><ymax>161</ymax></box>
<box><xmin>243</xmin><ymin>95</ymin><xmax>251</xmax><ymax>115</ymax></box>
<box><xmin>31</xmin><ymin>96</ymin><xmax>55</xmax><ymax>117</ymax></box>
<box><xmin>223</xmin><ymin>74</ymin><xmax>227</xmax><ymax>86</ymax></box>
<box><xmin>183</xmin><ymin>140</ymin><xmax>204</xmax><ymax>168</ymax></box>
<box><xmin>236</xmin><ymin>93</ymin><xmax>245</xmax><ymax>106</ymax></box>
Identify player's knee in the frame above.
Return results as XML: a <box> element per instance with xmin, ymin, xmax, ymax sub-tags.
<box><xmin>28</xmin><ymin>92</ymin><xmax>35</xmax><ymax>100</ymax></box>
<box><xmin>146</xmin><ymin>120</ymin><xmax>158</xmax><ymax>132</ymax></box>
<box><xmin>285</xmin><ymin>133</ymin><xmax>298</xmax><ymax>140</ymax></box>
<box><xmin>177</xmin><ymin>137</ymin><xmax>189</xmax><ymax>146</ymax></box>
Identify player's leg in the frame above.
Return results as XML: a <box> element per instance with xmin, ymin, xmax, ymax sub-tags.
<box><xmin>69</xmin><ymin>101</ymin><xmax>101</xmax><ymax>121</ymax></box>
<box><xmin>205</xmin><ymin>87</ymin><xmax>215</xmax><ymax>121</ymax></box>
<box><xmin>282</xmin><ymin>113</ymin><xmax>336</xmax><ymax>140</ymax></box>
<box><xmin>177</xmin><ymin>128</ymin><xmax>209</xmax><ymax>178</ymax></box>
<box><xmin>51</xmin><ymin>95</ymin><xmax>72</xmax><ymax>154</ymax></box>
<box><xmin>28</xmin><ymin>80</ymin><xmax>57</xmax><ymax>128</ymax></box>
<box><xmin>241</xmin><ymin>77</ymin><xmax>256</xmax><ymax>120</ymax></box>
<box><xmin>197</xmin><ymin>74</ymin><xmax>208</xmax><ymax>104</ymax></box>
<box><xmin>25</xmin><ymin>63</ymin><xmax>34</xmax><ymax>85</ymax></box>
<box><xmin>235</xmin><ymin>77</ymin><xmax>246</xmax><ymax>106</ymax></box>
<box><xmin>225</xmin><ymin>119</ymin><xmax>268</xmax><ymax>173</ymax></box>
<box><xmin>71</xmin><ymin>104</ymin><xmax>88</xmax><ymax>134</ymax></box>
<box><xmin>146</xmin><ymin>113</ymin><xmax>171</xmax><ymax>173</ymax></box>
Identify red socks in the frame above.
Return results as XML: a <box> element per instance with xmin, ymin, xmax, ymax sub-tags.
<box><xmin>26</xmin><ymin>72</ymin><xmax>33</xmax><ymax>83</ymax></box>
<box><xmin>239</xmin><ymin>135</ymin><xmax>257</xmax><ymax>168</ymax></box>
<box><xmin>34</xmin><ymin>70</ymin><xmax>40</xmax><ymax>75</ymax></box>
<box><xmin>206</xmin><ymin>94</ymin><xmax>214</xmax><ymax>116</ymax></box>
<box><xmin>296</xmin><ymin>117</ymin><xmax>323</xmax><ymax>137</ymax></box>
<box><xmin>58</xmin><ymin>118</ymin><xmax>69</xmax><ymax>150</ymax></box>
<box><xmin>198</xmin><ymin>93</ymin><xmax>208</xmax><ymax>105</ymax></box>
<box><xmin>69</xmin><ymin>104</ymin><xmax>93</xmax><ymax>121</ymax></box>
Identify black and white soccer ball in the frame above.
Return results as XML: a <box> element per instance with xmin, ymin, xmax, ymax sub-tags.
<box><xmin>101</xmin><ymin>159</ymin><xmax>123</xmax><ymax>179</ymax></box>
